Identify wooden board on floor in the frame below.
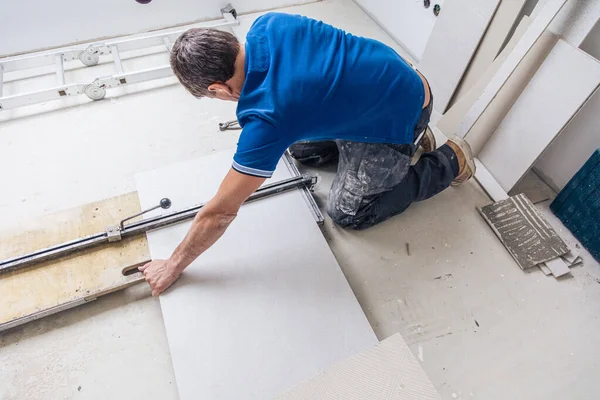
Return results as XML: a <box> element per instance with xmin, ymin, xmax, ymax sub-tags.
<box><xmin>418</xmin><ymin>0</ymin><xmax>501</xmax><ymax>112</ymax></box>
<box><xmin>478</xmin><ymin>39</ymin><xmax>600</xmax><ymax>191</ymax></box>
<box><xmin>0</xmin><ymin>192</ymin><xmax>151</xmax><ymax>330</ymax></box>
<box><xmin>275</xmin><ymin>333</ymin><xmax>441</xmax><ymax>400</ymax></box>
<box><xmin>136</xmin><ymin>151</ymin><xmax>378</xmax><ymax>400</ymax></box>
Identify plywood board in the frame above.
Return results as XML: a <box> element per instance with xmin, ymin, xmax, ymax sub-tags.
<box><xmin>479</xmin><ymin>40</ymin><xmax>600</xmax><ymax>191</ymax></box>
<box><xmin>0</xmin><ymin>192</ymin><xmax>150</xmax><ymax>330</ymax></box>
<box><xmin>451</xmin><ymin>0</ymin><xmax>527</xmax><ymax>105</ymax></box>
<box><xmin>418</xmin><ymin>0</ymin><xmax>500</xmax><ymax>112</ymax></box>
<box><xmin>275</xmin><ymin>333</ymin><xmax>441</xmax><ymax>400</ymax></box>
<box><xmin>135</xmin><ymin>151</ymin><xmax>378</xmax><ymax>400</ymax></box>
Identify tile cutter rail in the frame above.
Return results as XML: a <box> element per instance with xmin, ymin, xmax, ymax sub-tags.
<box><xmin>0</xmin><ymin>154</ymin><xmax>322</xmax><ymax>331</ymax></box>
<box><xmin>1</xmin><ymin>170</ymin><xmax>321</xmax><ymax>276</ymax></box>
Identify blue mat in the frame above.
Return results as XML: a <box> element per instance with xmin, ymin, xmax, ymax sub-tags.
<box><xmin>551</xmin><ymin>149</ymin><xmax>600</xmax><ymax>261</ymax></box>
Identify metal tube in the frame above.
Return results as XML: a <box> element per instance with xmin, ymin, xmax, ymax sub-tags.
<box><xmin>163</xmin><ymin>37</ymin><xmax>172</xmax><ymax>52</ymax></box>
<box><xmin>55</xmin><ymin>54</ymin><xmax>65</xmax><ymax>86</ymax></box>
<box><xmin>111</xmin><ymin>45</ymin><xmax>124</xmax><ymax>74</ymax></box>
<box><xmin>0</xmin><ymin>175</ymin><xmax>316</xmax><ymax>275</ymax></box>
<box><xmin>283</xmin><ymin>153</ymin><xmax>324</xmax><ymax>225</ymax></box>
<box><xmin>0</xmin><ymin>65</ymin><xmax>4</xmax><ymax>97</ymax></box>
<box><xmin>0</xmin><ymin>234</ymin><xmax>107</xmax><ymax>275</ymax></box>
<box><xmin>0</xmin><ymin>18</ymin><xmax>238</xmax><ymax>73</ymax></box>
<box><xmin>123</xmin><ymin>176</ymin><xmax>314</xmax><ymax>236</ymax></box>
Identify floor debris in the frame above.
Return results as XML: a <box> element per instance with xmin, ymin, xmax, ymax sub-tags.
<box><xmin>477</xmin><ymin>194</ymin><xmax>569</xmax><ymax>270</ymax></box>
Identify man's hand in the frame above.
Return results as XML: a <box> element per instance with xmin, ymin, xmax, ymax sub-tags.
<box><xmin>139</xmin><ymin>259</ymin><xmax>181</xmax><ymax>296</ymax></box>
<box><xmin>138</xmin><ymin>168</ymin><xmax>266</xmax><ymax>296</ymax></box>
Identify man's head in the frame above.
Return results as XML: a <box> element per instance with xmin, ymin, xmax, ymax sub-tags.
<box><xmin>170</xmin><ymin>28</ymin><xmax>243</xmax><ymax>101</ymax></box>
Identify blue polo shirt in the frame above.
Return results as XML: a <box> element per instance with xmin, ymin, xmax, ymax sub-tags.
<box><xmin>233</xmin><ymin>13</ymin><xmax>425</xmax><ymax>178</ymax></box>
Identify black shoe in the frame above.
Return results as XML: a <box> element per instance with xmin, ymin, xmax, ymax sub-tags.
<box><xmin>288</xmin><ymin>141</ymin><xmax>339</xmax><ymax>166</ymax></box>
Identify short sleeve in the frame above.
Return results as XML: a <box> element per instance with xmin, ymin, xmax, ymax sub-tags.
<box><xmin>232</xmin><ymin>117</ymin><xmax>291</xmax><ymax>178</ymax></box>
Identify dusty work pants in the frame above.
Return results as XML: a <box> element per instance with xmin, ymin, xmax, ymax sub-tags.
<box><xmin>289</xmin><ymin>98</ymin><xmax>460</xmax><ymax>230</ymax></box>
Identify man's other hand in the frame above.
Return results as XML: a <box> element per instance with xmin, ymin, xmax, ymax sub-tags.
<box><xmin>139</xmin><ymin>259</ymin><xmax>180</xmax><ymax>296</ymax></box>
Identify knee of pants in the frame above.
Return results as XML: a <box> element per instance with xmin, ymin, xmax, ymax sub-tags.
<box><xmin>326</xmin><ymin>200</ymin><xmax>363</xmax><ymax>229</ymax></box>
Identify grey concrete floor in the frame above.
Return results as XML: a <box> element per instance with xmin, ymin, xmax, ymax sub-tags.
<box><xmin>2</xmin><ymin>1</ymin><xmax>600</xmax><ymax>399</ymax></box>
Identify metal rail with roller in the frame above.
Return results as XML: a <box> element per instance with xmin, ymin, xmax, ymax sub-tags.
<box><xmin>0</xmin><ymin>174</ymin><xmax>319</xmax><ymax>275</ymax></box>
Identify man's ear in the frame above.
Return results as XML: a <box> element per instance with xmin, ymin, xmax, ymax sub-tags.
<box><xmin>207</xmin><ymin>83</ymin><xmax>233</xmax><ymax>97</ymax></box>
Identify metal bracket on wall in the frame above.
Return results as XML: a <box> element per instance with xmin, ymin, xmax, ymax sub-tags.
<box><xmin>0</xmin><ymin>4</ymin><xmax>240</xmax><ymax>111</ymax></box>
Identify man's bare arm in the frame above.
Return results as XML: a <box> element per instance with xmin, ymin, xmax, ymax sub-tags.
<box><xmin>139</xmin><ymin>168</ymin><xmax>266</xmax><ymax>295</ymax></box>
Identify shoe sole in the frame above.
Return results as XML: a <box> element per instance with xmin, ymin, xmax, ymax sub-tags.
<box><xmin>419</xmin><ymin>126</ymin><xmax>437</xmax><ymax>153</ymax></box>
<box><xmin>449</xmin><ymin>136</ymin><xmax>476</xmax><ymax>186</ymax></box>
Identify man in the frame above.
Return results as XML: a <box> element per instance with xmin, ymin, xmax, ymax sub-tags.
<box><xmin>140</xmin><ymin>13</ymin><xmax>475</xmax><ymax>295</ymax></box>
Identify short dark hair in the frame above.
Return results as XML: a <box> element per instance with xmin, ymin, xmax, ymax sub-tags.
<box><xmin>170</xmin><ymin>28</ymin><xmax>240</xmax><ymax>98</ymax></box>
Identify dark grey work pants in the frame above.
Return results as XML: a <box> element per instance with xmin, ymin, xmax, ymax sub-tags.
<box><xmin>289</xmin><ymin>98</ymin><xmax>459</xmax><ymax>230</ymax></box>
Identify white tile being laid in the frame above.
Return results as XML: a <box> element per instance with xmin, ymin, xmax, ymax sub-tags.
<box><xmin>135</xmin><ymin>150</ymin><xmax>378</xmax><ymax>400</ymax></box>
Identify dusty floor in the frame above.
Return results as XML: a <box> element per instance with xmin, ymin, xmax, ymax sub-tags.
<box><xmin>2</xmin><ymin>1</ymin><xmax>600</xmax><ymax>399</ymax></box>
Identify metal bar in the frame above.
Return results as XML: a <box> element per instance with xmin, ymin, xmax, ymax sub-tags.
<box><xmin>124</xmin><ymin>175</ymin><xmax>316</xmax><ymax>236</ymax></box>
<box><xmin>0</xmin><ymin>234</ymin><xmax>107</xmax><ymax>275</ymax></box>
<box><xmin>283</xmin><ymin>152</ymin><xmax>325</xmax><ymax>225</ymax></box>
<box><xmin>0</xmin><ymin>65</ymin><xmax>4</xmax><ymax>97</ymax></box>
<box><xmin>0</xmin><ymin>83</ymin><xmax>84</xmax><ymax>110</ymax></box>
<box><xmin>115</xmin><ymin>65</ymin><xmax>172</xmax><ymax>85</ymax></box>
<box><xmin>0</xmin><ymin>11</ymin><xmax>239</xmax><ymax>111</ymax></box>
<box><xmin>107</xmin><ymin>20</ymin><xmax>237</xmax><ymax>53</ymax></box>
<box><xmin>111</xmin><ymin>45</ymin><xmax>124</xmax><ymax>74</ymax></box>
<box><xmin>0</xmin><ymin>18</ymin><xmax>237</xmax><ymax>73</ymax></box>
<box><xmin>0</xmin><ymin>175</ymin><xmax>316</xmax><ymax>275</ymax></box>
<box><xmin>163</xmin><ymin>37</ymin><xmax>172</xmax><ymax>52</ymax></box>
<box><xmin>55</xmin><ymin>54</ymin><xmax>65</xmax><ymax>86</ymax></box>
<box><xmin>0</xmin><ymin>64</ymin><xmax>172</xmax><ymax>110</ymax></box>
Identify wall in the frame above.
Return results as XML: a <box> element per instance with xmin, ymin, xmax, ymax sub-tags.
<box><xmin>353</xmin><ymin>0</ymin><xmax>445</xmax><ymax>61</ymax></box>
<box><xmin>0</xmin><ymin>0</ymin><xmax>314</xmax><ymax>57</ymax></box>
